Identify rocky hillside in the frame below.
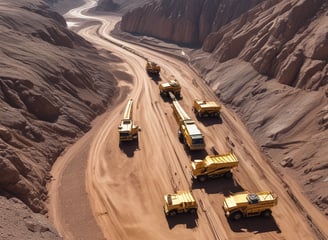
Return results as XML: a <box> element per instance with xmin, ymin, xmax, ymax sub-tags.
<box><xmin>0</xmin><ymin>0</ymin><xmax>116</xmax><ymax>215</ymax></box>
<box><xmin>97</xmin><ymin>0</ymin><xmax>155</xmax><ymax>13</ymax></box>
<box><xmin>121</xmin><ymin>0</ymin><xmax>264</xmax><ymax>46</ymax></box>
<box><xmin>118</xmin><ymin>0</ymin><xmax>328</xmax><ymax>213</ymax></box>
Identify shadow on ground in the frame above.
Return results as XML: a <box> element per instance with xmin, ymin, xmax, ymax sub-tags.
<box><xmin>165</xmin><ymin>212</ymin><xmax>198</xmax><ymax>229</ymax></box>
<box><xmin>119</xmin><ymin>139</ymin><xmax>139</xmax><ymax>157</ymax></box>
<box><xmin>192</xmin><ymin>177</ymin><xmax>244</xmax><ymax>194</ymax></box>
<box><xmin>228</xmin><ymin>215</ymin><xmax>281</xmax><ymax>234</ymax></box>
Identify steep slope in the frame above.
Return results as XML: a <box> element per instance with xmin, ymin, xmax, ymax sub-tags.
<box><xmin>118</xmin><ymin>0</ymin><xmax>328</xmax><ymax>214</ymax></box>
<box><xmin>0</xmin><ymin>0</ymin><xmax>116</xmax><ymax>215</ymax></box>
<box><xmin>120</xmin><ymin>0</ymin><xmax>264</xmax><ymax>46</ymax></box>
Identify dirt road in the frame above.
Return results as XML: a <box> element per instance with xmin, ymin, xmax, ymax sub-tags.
<box><xmin>48</xmin><ymin>1</ymin><xmax>328</xmax><ymax>239</ymax></box>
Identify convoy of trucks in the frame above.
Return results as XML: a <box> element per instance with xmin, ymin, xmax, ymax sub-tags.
<box><xmin>118</xmin><ymin>99</ymin><xmax>139</xmax><ymax>142</ymax></box>
<box><xmin>164</xmin><ymin>190</ymin><xmax>198</xmax><ymax>216</ymax></box>
<box><xmin>223</xmin><ymin>191</ymin><xmax>278</xmax><ymax>220</ymax></box>
<box><xmin>117</xmin><ymin>63</ymin><xmax>278</xmax><ymax>223</ymax></box>
<box><xmin>171</xmin><ymin>98</ymin><xmax>205</xmax><ymax>151</ymax></box>
<box><xmin>192</xmin><ymin>99</ymin><xmax>221</xmax><ymax>118</ymax></box>
<box><xmin>191</xmin><ymin>152</ymin><xmax>239</xmax><ymax>182</ymax></box>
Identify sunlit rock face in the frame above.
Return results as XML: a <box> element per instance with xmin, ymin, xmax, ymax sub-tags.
<box><xmin>121</xmin><ymin>0</ymin><xmax>264</xmax><ymax>46</ymax></box>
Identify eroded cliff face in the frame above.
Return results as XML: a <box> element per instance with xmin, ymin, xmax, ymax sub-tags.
<box><xmin>0</xmin><ymin>0</ymin><xmax>116</xmax><ymax>213</ymax></box>
<box><xmin>203</xmin><ymin>0</ymin><xmax>328</xmax><ymax>90</ymax></box>
<box><xmin>121</xmin><ymin>0</ymin><xmax>264</xmax><ymax>46</ymax></box>
<box><xmin>119</xmin><ymin>0</ymin><xmax>328</xmax><ymax>213</ymax></box>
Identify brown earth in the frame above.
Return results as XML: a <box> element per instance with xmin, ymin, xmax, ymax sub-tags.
<box><xmin>48</xmin><ymin>1</ymin><xmax>328</xmax><ymax>240</ymax></box>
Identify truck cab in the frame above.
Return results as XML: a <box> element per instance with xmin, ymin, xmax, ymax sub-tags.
<box><xmin>223</xmin><ymin>191</ymin><xmax>278</xmax><ymax>220</ymax></box>
<box><xmin>164</xmin><ymin>190</ymin><xmax>198</xmax><ymax>216</ymax></box>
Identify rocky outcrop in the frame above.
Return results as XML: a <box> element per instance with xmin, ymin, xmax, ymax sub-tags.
<box><xmin>0</xmin><ymin>0</ymin><xmax>116</xmax><ymax>213</ymax></box>
<box><xmin>97</xmin><ymin>0</ymin><xmax>154</xmax><ymax>13</ymax></box>
<box><xmin>121</xmin><ymin>0</ymin><xmax>264</xmax><ymax>46</ymax></box>
<box><xmin>203</xmin><ymin>0</ymin><xmax>328</xmax><ymax>90</ymax></box>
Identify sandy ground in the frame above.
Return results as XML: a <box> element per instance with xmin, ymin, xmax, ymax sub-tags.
<box><xmin>48</xmin><ymin>1</ymin><xmax>328</xmax><ymax>240</ymax></box>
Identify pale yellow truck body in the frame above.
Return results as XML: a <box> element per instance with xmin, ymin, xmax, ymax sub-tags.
<box><xmin>171</xmin><ymin>99</ymin><xmax>205</xmax><ymax>150</ymax></box>
<box><xmin>164</xmin><ymin>190</ymin><xmax>198</xmax><ymax>216</ymax></box>
<box><xmin>118</xmin><ymin>99</ymin><xmax>139</xmax><ymax>141</ymax></box>
<box><xmin>193</xmin><ymin>99</ymin><xmax>221</xmax><ymax>118</ymax></box>
<box><xmin>159</xmin><ymin>79</ymin><xmax>181</xmax><ymax>98</ymax></box>
<box><xmin>191</xmin><ymin>152</ymin><xmax>238</xmax><ymax>182</ymax></box>
<box><xmin>223</xmin><ymin>191</ymin><xmax>278</xmax><ymax>220</ymax></box>
<box><xmin>146</xmin><ymin>61</ymin><xmax>160</xmax><ymax>75</ymax></box>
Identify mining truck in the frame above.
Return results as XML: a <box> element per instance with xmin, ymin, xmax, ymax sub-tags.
<box><xmin>118</xmin><ymin>99</ymin><xmax>139</xmax><ymax>141</ymax></box>
<box><xmin>171</xmin><ymin>98</ymin><xmax>205</xmax><ymax>151</ymax></box>
<box><xmin>192</xmin><ymin>99</ymin><xmax>221</xmax><ymax>118</ymax></box>
<box><xmin>191</xmin><ymin>152</ymin><xmax>238</xmax><ymax>182</ymax></box>
<box><xmin>164</xmin><ymin>190</ymin><xmax>198</xmax><ymax>216</ymax></box>
<box><xmin>159</xmin><ymin>79</ymin><xmax>181</xmax><ymax>98</ymax></box>
<box><xmin>146</xmin><ymin>61</ymin><xmax>160</xmax><ymax>75</ymax></box>
<box><xmin>223</xmin><ymin>191</ymin><xmax>278</xmax><ymax>220</ymax></box>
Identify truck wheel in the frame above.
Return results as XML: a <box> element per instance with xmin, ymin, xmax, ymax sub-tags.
<box><xmin>189</xmin><ymin>208</ymin><xmax>196</xmax><ymax>214</ymax></box>
<box><xmin>169</xmin><ymin>210</ymin><xmax>177</xmax><ymax>216</ymax></box>
<box><xmin>197</xmin><ymin>175</ymin><xmax>207</xmax><ymax>182</ymax></box>
<box><xmin>230</xmin><ymin>211</ymin><xmax>242</xmax><ymax>221</ymax></box>
<box><xmin>261</xmin><ymin>209</ymin><xmax>272</xmax><ymax>217</ymax></box>
<box><xmin>224</xmin><ymin>171</ymin><xmax>233</xmax><ymax>178</ymax></box>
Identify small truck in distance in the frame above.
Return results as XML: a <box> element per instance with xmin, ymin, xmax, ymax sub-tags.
<box><xmin>191</xmin><ymin>152</ymin><xmax>238</xmax><ymax>182</ymax></box>
<box><xmin>192</xmin><ymin>99</ymin><xmax>221</xmax><ymax>118</ymax></box>
<box><xmin>223</xmin><ymin>191</ymin><xmax>278</xmax><ymax>220</ymax></box>
<box><xmin>164</xmin><ymin>190</ymin><xmax>198</xmax><ymax>216</ymax></box>
<box><xmin>146</xmin><ymin>61</ymin><xmax>160</xmax><ymax>75</ymax></box>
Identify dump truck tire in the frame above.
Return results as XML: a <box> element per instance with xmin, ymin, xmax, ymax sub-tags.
<box><xmin>224</xmin><ymin>171</ymin><xmax>233</xmax><ymax>178</ymax></box>
<box><xmin>197</xmin><ymin>175</ymin><xmax>207</xmax><ymax>182</ymax></box>
<box><xmin>230</xmin><ymin>211</ymin><xmax>242</xmax><ymax>221</ymax></box>
<box><xmin>189</xmin><ymin>208</ymin><xmax>196</xmax><ymax>214</ymax></box>
<box><xmin>169</xmin><ymin>210</ymin><xmax>177</xmax><ymax>216</ymax></box>
<box><xmin>261</xmin><ymin>209</ymin><xmax>272</xmax><ymax>217</ymax></box>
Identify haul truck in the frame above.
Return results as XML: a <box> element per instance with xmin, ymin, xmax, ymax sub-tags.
<box><xmin>223</xmin><ymin>191</ymin><xmax>278</xmax><ymax>220</ymax></box>
<box><xmin>164</xmin><ymin>190</ymin><xmax>198</xmax><ymax>216</ymax></box>
<box><xmin>159</xmin><ymin>79</ymin><xmax>181</xmax><ymax>98</ymax></box>
<box><xmin>118</xmin><ymin>99</ymin><xmax>139</xmax><ymax>141</ymax></box>
<box><xmin>192</xmin><ymin>99</ymin><xmax>221</xmax><ymax>118</ymax></box>
<box><xmin>191</xmin><ymin>152</ymin><xmax>238</xmax><ymax>182</ymax></box>
<box><xmin>146</xmin><ymin>61</ymin><xmax>161</xmax><ymax>75</ymax></box>
<box><xmin>172</xmin><ymin>99</ymin><xmax>205</xmax><ymax>150</ymax></box>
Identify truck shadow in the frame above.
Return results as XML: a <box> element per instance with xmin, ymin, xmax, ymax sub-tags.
<box><xmin>227</xmin><ymin>215</ymin><xmax>281</xmax><ymax>234</ymax></box>
<box><xmin>119</xmin><ymin>139</ymin><xmax>139</xmax><ymax>157</ymax></box>
<box><xmin>148</xmin><ymin>74</ymin><xmax>161</xmax><ymax>82</ymax></box>
<box><xmin>192</xmin><ymin>177</ymin><xmax>243</xmax><ymax>195</ymax></box>
<box><xmin>197</xmin><ymin>116</ymin><xmax>222</xmax><ymax>126</ymax></box>
<box><xmin>188</xmin><ymin>150</ymin><xmax>208</xmax><ymax>159</ymax></box>
<box><xmin>165</xmin><ymin>212</ymin><xmax>198</xmax><ymax>229</ymax></box>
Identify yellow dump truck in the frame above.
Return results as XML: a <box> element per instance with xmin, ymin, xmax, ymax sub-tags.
<box><xmin>118</xmin><ymin>99</ymin><xmax>139</xmax><ymax>141</ymax></box>
<box><xmin>159</xmin><ymin>79</ymin><xmax>181</xmax><ymax>98</ymax></box>
<box><xmin>164</xmin><ymin>190</ymin><xmax>198</xmax><ymax>216</ymax></box>
<box><xmin>171</xmin><ymin>99</ymin><xmax>205</xmax><ymax>151</ymax></box>
<box><xmin>191</xmin><ymin>152</ymin><xmax>238</xmax><ymax>182</ymax></box>
<box><xmin>192</xmin><ymin>99</ymin><xmax>221</xmax><ymax>118</ymax></box>
<box><xmin>223</xmin><ymin>191</ymin><xmax>278</xmax><ymax>220</ymax></box>
<box><xmin>146</xmin><ymin>61</ymin><xmax>160</xmax><ymax>75</ymax></box>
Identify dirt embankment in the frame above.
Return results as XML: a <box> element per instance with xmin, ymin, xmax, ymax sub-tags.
<box><xmin>0</xmin><ymin>0</ymin><xmax>118</xmax><ymax>239</ymax></box>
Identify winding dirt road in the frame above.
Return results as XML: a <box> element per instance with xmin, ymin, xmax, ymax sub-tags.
<box><xmin>48</xmin><ymin>1</ymin><xmax>328</xmax><ymax>240</ymax></box>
